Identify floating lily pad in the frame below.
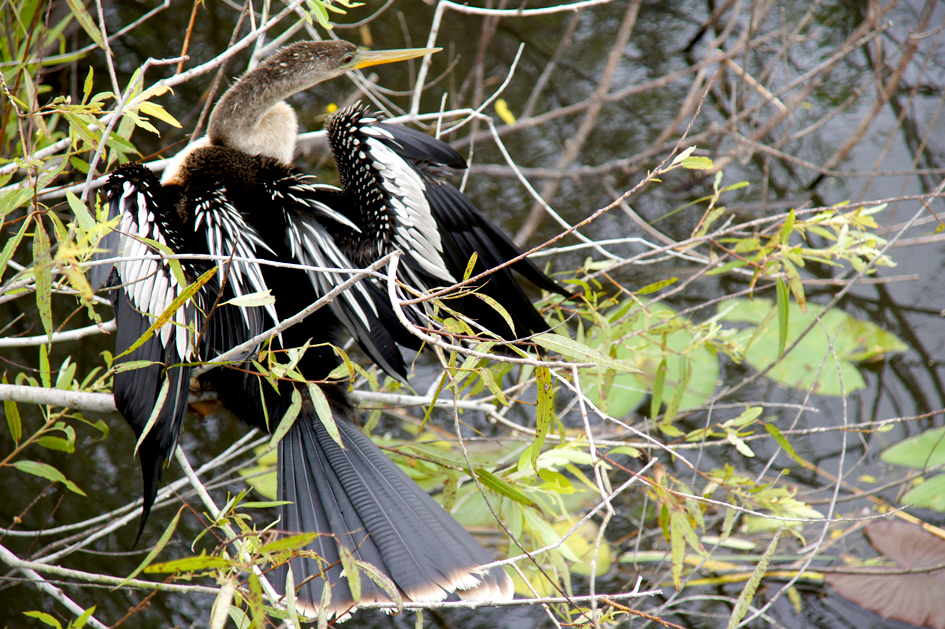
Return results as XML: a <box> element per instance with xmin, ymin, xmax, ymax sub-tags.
<box><xmin>880</xmin><ymin>426</ymin><xmax>945</xmax><ymax>469</ymax></box>
<box><xmin>718</xmin><ymin>298</ymin><xmax>907</xmax><ymax>396</ymax></box>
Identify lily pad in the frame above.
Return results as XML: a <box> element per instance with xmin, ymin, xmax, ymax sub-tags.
<box><xmin>880</xmin><ymin>426</ymin><xmax>945</xmax><ymax>470</ymax></box>
<box><xmin>718</xmin><ymin>298</ymin><xmax>907</xmax><ymax>396</ymax></box>
<box><xmin>901</xmin><ymin>475</ymin><xmax>945</xmax><ymax>512</ymax></box>
<box><xmin>583</xmin><ymin>301</ymin><xmax>719</xmax><ymax>418</ymax></box>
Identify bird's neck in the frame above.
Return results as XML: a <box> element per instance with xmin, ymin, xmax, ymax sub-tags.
<box><xmin>208</xmin><ymin>65</ymin><xmax>310</xmax><ymax>164</ymax></box>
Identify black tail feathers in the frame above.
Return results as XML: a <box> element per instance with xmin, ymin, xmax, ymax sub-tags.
<box><xmin>274</xmin><ymin>407</ymin><xmax>512</xmax><ymax>617</ymax></box>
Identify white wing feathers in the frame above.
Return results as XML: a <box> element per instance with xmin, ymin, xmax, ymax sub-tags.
<box><xmin>360</xmin><ymin>130</ymin><xmax>455</xmax><ymax>284</ymax></box>
<box><xmin>112</xmin><ymin>181</ymin><xmax>201</xmax><ymax>362</ymax></box>
<box><xmin>286</xmin><ymin>213</ymin><xmax>377</xmax><ymax>330</ymax></box>
<box><xmin>193</xmin><ymin>188</ymin><xmax>279</xmax><ymax>329</ymax></box>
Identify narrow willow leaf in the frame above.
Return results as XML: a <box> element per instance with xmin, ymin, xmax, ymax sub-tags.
<box><xmin>680</xmin><ymin>156</ymin><xmax>713</xmax><ymax>170</ymax></box>
<box><xmin>764</xmin><ymin>423</ymin><xmax>806</xmax><ymax>467</ymax></box>
<box><xmin>727</xmin><ymin>528</ymin><xmax>784</xmax><ymax>628</ymax></box>
<box><xmin>247</xmin><ymin>571</ymin><xmax>265</xmax><ymax>629</ymax></box>
<box><xmin>269</xmin><ymin>388</ymin><xmax>302</xmax><ymax>449</ymax></box>
<box><xmin>144</xmin><ymin>552</ymin><xmax>232</xmax><ymax>573</ymax></box>
<box><xmin>33</xmin><ymin>218</ymin><xmax>53</xmax><ymax>341</ymax></box>
<box><xmin>636</xmin><ymin>277</ymin><xmax>678</xmax><ymax>295</ymax></box>
<box><xmin>39</xmin><ymin>343</ymin><xmax>51</xmax><ymax>388</ymax></box>
<box><xmin>780</xmin><ymin>209</ymin><xmax>796</xmax><ymax>245</ymax></box>
<box><xmin>223</xmin><ymin>290</ymin><xmax>275</xmax><ymax>308</ymax></box>
<box><xmin>355</xmin><ymin>560</ymin><xmax>403</xmax><ymax>614</ymax></box>
<box><xmin>339</xmin><ymin>545</ymin><xmax>361</xmax><ymax>602</ymax></box>
<box><xmin>776</xmin><ymin>277</ymin><xmax>789</xmax><ymax>357</ymax></box>
<box><xmin>285</xmin><ymin>567</ymin><xmax>301</xmax><ymax>629</ymax></box>
<box><xmin>663</xmin><ymin>356</ymin><xmax>691</xmax><ymax>425</ymax></box>
<box><xmin>309</xmin><ymin>382</ymin><xmax>343</xmax><ymax>449</ymax></box>
<box><xmin>22</xmin><ymin>611</ymin><xmax>61</xmax><ymax>628</ymax></box>
<box><xmin>318</xmin><ymin>578</ymin><xmax>331</xmax><ymax>629</ymax></box>
<box><xmin>261</xmin><ymin>532</ymin><xmax>321</xmax><ymax>555</ymax></box>
<box><xmin>116</xmin><ymin>507</ymin><xmax>183</xmax><ymax>586</ymax></box>
<box><xmin>13</xmin><ymin>460</ymin><xmax>86</xmax><ymax>496</ymax></box>
<box><xmin>0</xmin><ymin>217</ymin><xmax>30</xmax><ymax>282</ymax></box>
<box><xmin>116</xmin><ymin>266</ymin><xmax>216</xmax><ymax>359</ymax></box>
<box><xmin>210</xmin><ymin>578</ymin><xmax>237</xmax><ymax>629</ymax></box>
<box><xmin>651</xmin><ymin>357</ymin><xmax>667</xmax><ymax>420</ymax></box>
<box><xmin>133</xmin><ymin>376</ymin><xmax>170</xmax><ymax>458</ymax></box>
<box><xmin>65</xmin><ymin>190</ymin><xmax>95</xmax><ymax>231</ymax></box>
<box><xmin>531</xmin><ymin>366</ymin><xmax>553</xmax><ymax>473</ymax></box>
<box><xmin>533</xmin><ymin>333</ymin><xmax>641</xmax><ymax>373</ymax></box>
<box><xmin>64</xmin><ymin>0</ymin><xmax>104</xmax><ymax>47</ymax></box>
<box><xmin>4</xmin><ymin>397</ymin><xmax>22</xmax><ymax>444</ymax></box>
<box><xmin>138</xmin><ymin>101</ymin><xmax>182</xmax><ymax>129</ymax></box>
<box><xmin>475</xmin><ymin>469</ymin><xmax>536</xmax><ymax>507</ymax></box>
<box><xmin>472</xmin><ymin>292</ymin><xmax>515</xmax><ymax>337</ymax></box>
<box><xmin>72</xmin><ymin>605</ymin><xmax>96</xmax><ymax>629</ymax></box>
<box><xmin>462</xmin><ymin>251</ymin><xmax>478</xmax><ymax>282</ymax></box>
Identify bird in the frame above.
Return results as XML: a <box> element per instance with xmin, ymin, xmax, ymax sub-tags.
<box><xmin>95</xmin><ymin>40</ymin><xmax>517</xmax><ymax>618</ymax></box>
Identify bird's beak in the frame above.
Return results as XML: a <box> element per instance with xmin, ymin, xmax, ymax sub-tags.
<box><xmin>355</xmin><ymin>47</ymin><xmax>441</xmax><ymax>69</ymax></box>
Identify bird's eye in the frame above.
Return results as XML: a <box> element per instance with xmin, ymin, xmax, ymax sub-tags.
<box><xmin>343</xmin><ymin>53</ymin><xmax>354</xmax><ymax>64</ymax></box>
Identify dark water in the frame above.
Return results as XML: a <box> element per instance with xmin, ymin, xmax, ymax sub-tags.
<box><xmin>2</xmin><ymin>1</ymin><xmax>944</xmax><ymax>627</ymax></box>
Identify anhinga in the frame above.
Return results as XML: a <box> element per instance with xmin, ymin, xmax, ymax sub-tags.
<box><xmin>98</xmin><ymin>40</ymin><xmax>545</xmax><ymax>617</ymax></box>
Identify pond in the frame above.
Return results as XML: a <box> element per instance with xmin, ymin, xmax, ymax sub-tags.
<box><xmin>1</xmin><ymin>1</ymin><xmax>944</xmax><ymax>628</ymax></box>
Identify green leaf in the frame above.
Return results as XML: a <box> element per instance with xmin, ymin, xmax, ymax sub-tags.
<box><xmin>0</xmin><ymin>217</ymin><xmax>31</xmax><ymax>283</ymax></box>
<box><xmin>269</xmin><ymin>388</ymin><xmax>302</xmax><ymax>450</ymax></box>
<box><xmin>680</xmin><ymin>156</ymin><xmax>713</xmax><ymax>170</ymax></box>
<box><xmin>355</xmin><ymin>560</ymin><xmax>403</xmax><ymax>614</ymax></box>
<box><xmin>309</xmin><ymin>382</ymin><xmax>343</xmax><ymax>449</ymax></box>
<box><xmin>764</xmin><ymin>423</ymin><xmax>805</xmax><ymax>467</ymax></box>
<box><xmin>531</xmin><ymin>367</ymin><xmax>553</xmax><ymax>473</ymax></box>
<box><xmin>33</xmin><ymin>218</ymin><xmax>53</xmax><ymax>341</ymax></box>
<box><xmin>246</xmin><ymin>571</ymin><xmax>265</xmax><ymax>629</ymax></box>
<box><xmin>118</xmin><ymin>507</ymin><xmax>183</xmax><ymax>586</ymax></box>
<box><xmin>636</xmin><ymin>277</ymin><xmax>678</xmax><ymax>295</ymax></box>
<box><xmin>66</xmin><ymin>190</ymin><xmax>95</xmax><ymax>231</ymax></box>
<box><xmin>4</xmin><ymin>396</ymin><xmax>22</xmax><ymax>445</ymax></box>
<box><xmin>23</xmin><ymin>611</ymin><xmax>62</xmax><ymax>629</ymax></box>
<box><xmin>474</xmin><ymin>469</ymin><xmax>536</xmax><ymax>508</ymax></box>
<box><xmin>780</xmin><ymin>209</ymin><xmax>795</xmax><ymax>245</ymax></box>
<box><xmin>261</xmin><ymin>532</ymin><xmax>321</xmax><ymax>555</ymax></box>
<box><xmin>72</xmin><ymin>605</ymin><xmax>97</xmax><ymax>629</ymax></box>
<box><xmin>223</xmin><ymin>290</ymin><xmax>275</xmax><ymax>308</ymax></box>
<box><xmin>36</xmin><ymin>436</ymin><xmax>75</xmax><ymax>453</ymax></box>
<box><xmin>64</xmin><ymin>0</ymin><xmax>105</xmax><ymax>47</ymax></box>
<box><xmin>133</xmin><ymin>376</ymin><xmax>170</xmax><ymax>458</ymax></box>
<box><xmin>116</xmin><ymin>266</ymin><xmax>216</xmax><ymax>359</ymax></box>
<box><xmin>144</xmin><ymin>551</ymin><xmax>233</xmax><ymax>573</ymax></box>
<box><xmin>727</xmin><ymin>528</ymin><xmax>784</xmax><ymax>628</ymax></box>
<box><xmin>471</xmin><ymin>292</ymin><xmax>515</xmax><ymax>337</ymax></box>
<box><xmin>775</xmin><ymin>277</ymin><xmax>789</xmax><ymax>357</ymax></box>
<box><xmin>650</xmin><ymin>357</ymin><xmax>667</xmax><ymax>420</ymax></box>
<box><xmin>339</xmin><ymin>544</ymin><xmax>360</xmax><ymax>603</ymax></box>
<box><xmin>462</xmin><ymin>251</ymin><xmax>478</xmax><ymax>282</ymax></box>
<box><xmin>533</xmin><ymin>333</ymin><xmax>641</xmax><ymax>373</ymax></box>
<box><xmin>12</xmin><ymin>460</ymin><xmax>86</xmax><ymax>495</ymax></box>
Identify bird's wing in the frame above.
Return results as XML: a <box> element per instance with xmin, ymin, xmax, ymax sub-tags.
<box><xmin>332</xmin><ymin>107</ymin><xmax>455</xmax><ymax>284</ymax></box>
<box><xmin>103</xmin><ymin>163</ymin><xmax>215</xmax><ymax>539</ymax></box>
<box><xmin>272</xmin><ymin>172</ymin><xmax>412</xmax><ymax>381</ymax></box>
<box><xmin>367</xmin><ymin>122</ymin><xmax>569</xmax><ymax>337</ymax></box>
